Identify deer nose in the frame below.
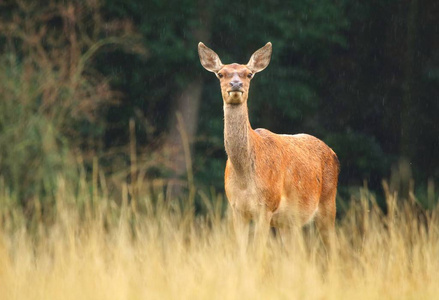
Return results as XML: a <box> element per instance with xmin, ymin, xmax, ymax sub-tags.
<box><xmin>229</xmin><ymin>81</ymin><xmax>243</xmax><ymax>90</ymax></box>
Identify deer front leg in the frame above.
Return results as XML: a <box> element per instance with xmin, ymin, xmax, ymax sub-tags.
<box><xmin>232</xmin><ymin>209</ymin><xmax>250</xmax><ymax>258</ymax></box>
<box><xmin>252</xmin><ymin>207</ymin><xmax>273</xmax><ymax>257</ymax></box>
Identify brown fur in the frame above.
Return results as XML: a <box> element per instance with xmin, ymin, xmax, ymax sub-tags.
<box><xmin>198</xmin><ymin>42</ymin><xmax>339</xmax><ymax>250</ymax></box>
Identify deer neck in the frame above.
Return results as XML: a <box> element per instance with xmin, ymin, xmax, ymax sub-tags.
<box><xmin>223</xmin><ymin>103</ymin><xmax>255</xmax><ymax>177</ymax></box>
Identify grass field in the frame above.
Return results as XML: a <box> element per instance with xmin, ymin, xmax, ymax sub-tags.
<box><xmin>0</xmin><ymin>178</ymin><xmax>438</xmax><ymax>300</ymax></box>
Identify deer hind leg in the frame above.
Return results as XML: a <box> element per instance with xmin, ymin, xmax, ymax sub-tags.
<box><xmin>315</xmin><ymin>187</ymin><xmax>337</xmax><ymax>253</ymax></box>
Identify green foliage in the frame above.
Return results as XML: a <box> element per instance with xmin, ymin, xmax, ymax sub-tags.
<box><xmin>0</xmin><ymin>0</ymin><xmax>144</xmax><ymax>209</ymax></box>
<box><xmin>0</xmin><ymin>55</ymin><xmax>77</xmax><ymax>204</ymax></box>
<box><xmin>101</xmin><ymin>0</ymin><xmax>204</xmax><ymax>146</ymax></box>
<box><xmin>326</xmin><ymin>130</ymin><xmax>389</xmax><ymax>186</ymax></box>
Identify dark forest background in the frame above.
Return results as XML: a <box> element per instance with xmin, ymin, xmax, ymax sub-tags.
<box><xmin>0</xmin><ymin>0</ymin><xmax>438</xmax><ymax>213</ymax></box>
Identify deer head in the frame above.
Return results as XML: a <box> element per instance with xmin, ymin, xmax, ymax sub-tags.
<box><xmin>198</xmin><ymin>42</ymin><xmax>272</xmax><ymax>105</ymax></box>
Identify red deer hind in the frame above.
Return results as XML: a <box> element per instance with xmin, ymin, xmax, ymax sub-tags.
<box><xmin>198</xmin><ymin>42</ymin><xmax>339</xmax><ymax>251</ymax></box>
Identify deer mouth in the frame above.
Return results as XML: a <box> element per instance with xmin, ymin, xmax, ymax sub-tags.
<box><xmin>225</xmin><ymin>88</ymin><xmax>245</xmax><ymax>104</ymax></box>
<box><xmin>227</xmin><ymin>91</ymin><xmax>243</xmax><ymax>97</ymax></box>
<box><xmin>225</xmin><ymin>91</ymin><xmax>244</xmax><ymax>104</ymax></box>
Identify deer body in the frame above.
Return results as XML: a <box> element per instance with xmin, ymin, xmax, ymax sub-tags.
<box><xmin>198</xmin><ymin>42</ymin><xmax>339</xmax><ymax>250</ymax></box>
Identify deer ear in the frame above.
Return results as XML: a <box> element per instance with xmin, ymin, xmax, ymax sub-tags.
<box><xmin>247</xmin><ymin>42</ymin><xmax>272</xmax><ymax>73</ymax></box>
<box><xmin>198</xmin><ymin>42</ymin><xmax>223</xmax><ymax>73</ymax></box>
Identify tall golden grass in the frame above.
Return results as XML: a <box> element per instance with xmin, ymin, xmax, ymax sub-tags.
<box><xmin>0</xmin><ymin>176</ymin><xmax>438</xmax><ymax>300</ymax></box>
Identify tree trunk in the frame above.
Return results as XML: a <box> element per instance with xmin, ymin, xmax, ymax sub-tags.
<box><xmin>164</xmin><ymin>1</ymin><xmax>211</xmax><ymax>199</ymax></box>
<box><xmin>164</xmin><ymin>81</ymin><xmax>202</xmax><ymax>199</ymax></box>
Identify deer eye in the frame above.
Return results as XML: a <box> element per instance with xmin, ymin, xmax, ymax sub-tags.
<box><xmin>217</xmin><ymin>73</ymin><xmax>223</xmax><ymax>78</ymax></box>
<box><xmin>247</xmin><ymin>73</ymin><xmax>253</xmax><ymax>78</ymax></box>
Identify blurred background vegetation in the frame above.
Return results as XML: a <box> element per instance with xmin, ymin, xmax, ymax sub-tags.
<box><xmin>0</xmin><ymin>0</ymin><xmax>438</xmax><ymax>217</ymax></box>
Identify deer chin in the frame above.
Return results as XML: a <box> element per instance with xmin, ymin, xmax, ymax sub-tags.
<box><xmin>225</xmin><ymin>91</ymin><xmax>244</xmax><ymax>104</ymax></box>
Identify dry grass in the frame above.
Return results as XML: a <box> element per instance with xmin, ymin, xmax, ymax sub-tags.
<box><xmin>0</xmin><ymin>178</ymin><xmax>438</xmax><ymax>300</ymax></box>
